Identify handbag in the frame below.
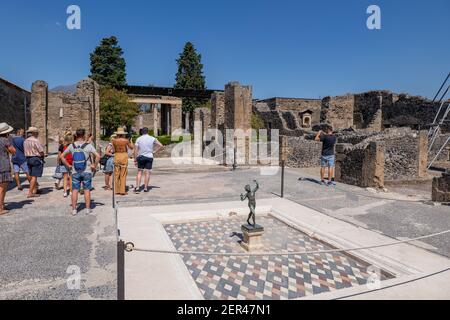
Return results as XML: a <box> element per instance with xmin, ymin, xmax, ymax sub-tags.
<box><xmin>100</xmin><ymin>155</ymin><xmax>110</xmax><ymax>166</ymax></box>
<box><xmin>52</xmin><ymin>165</ymin><xmax>63</xmax><ymax>180</ymax></box>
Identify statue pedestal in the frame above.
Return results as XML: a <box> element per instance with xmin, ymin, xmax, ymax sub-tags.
<box><xmin>240</xmin><ymin>224</ymin><xmax>264</xmax><ymax>252</ymax></box>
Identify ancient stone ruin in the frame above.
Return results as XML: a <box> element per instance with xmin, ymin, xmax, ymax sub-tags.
<box><xmin>2</xmin><ymin>74</ymin><xmax>449</xmax><ymax>199</ymax></box>
<box><xmin>432</xmin><ymin>171</ymin><xmax>450</xmax><ymax>202</ymax></box>
<box><xmin>0</xmin><ymin>77</ymin><xmax>31</xmax><ymax>131</ymax></box>
<box><xmin>30</xmin><ymin>78</ymin><xmax>101</xmax><ymax>153</ymax></box>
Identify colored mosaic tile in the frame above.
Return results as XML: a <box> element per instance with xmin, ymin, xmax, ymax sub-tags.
<box><xmin>164</xmin><ymin>216</ymin><xmax>393</xmax><ymax>300</ymax></box>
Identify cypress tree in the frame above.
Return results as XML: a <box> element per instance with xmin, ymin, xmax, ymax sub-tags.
<box><xmin>175</xmin><ymin>42</ymin><xmax>206</xmax><ymax>112</ymax></box>
<box><xmin>90</xmin><ymin>36</ymin><xmax>127</xmax><ymax>87</ymax></box>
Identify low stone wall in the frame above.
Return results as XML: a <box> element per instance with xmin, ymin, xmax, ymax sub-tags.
<box><xmin>335</xmin><ymin>142</ymin><xmax>384</xmax><ymax>188</ymax></box>
<box><xmin>285</xmin><ymin>136</ymin><xmax>322</xmax><ymax>168</ymax></box>
<box><xmin>432</xmin><ymin>172</ymin><xmax>450</xmax><ymax>202</ymax></box>
<box><xmin>334</xmin><ymin>128</ymin><xmax>427</xmax><ymax>187</ymax></box>
<box><xmin>383</xmin><ymin>131</ymin><xmax>428</xmax><ymax>180</ymax></box>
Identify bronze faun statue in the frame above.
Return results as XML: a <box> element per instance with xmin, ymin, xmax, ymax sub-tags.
<box><xmin>240</xmin><ymin>180</ymin><xmax>259</xmax><ymax>226</ymax></box>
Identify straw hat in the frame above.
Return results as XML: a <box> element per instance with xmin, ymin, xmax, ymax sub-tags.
<box><xmin>114</xmin><ymin>127</ymin><xmax>128</xmax><ymax>135</ymax></box>
<box><xmin>26</xmin><ymin>127</ymin><xmax>39</xmax><ymax>133</ymax></box>
<box><xmin>0</xmin><ymin>123</ymin><xmax>13</xmax><ymax>135</ymax></box>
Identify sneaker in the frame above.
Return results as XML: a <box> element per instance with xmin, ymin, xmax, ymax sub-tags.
<box><xmin>144</xmin><ymin>187</ymin><xmax>150</xmax><ymax>193</ymax></box>
<box><xmin>63</xmin><ymin>192</ymin><xmax>68</xmax><ymax>198</ymax></box>
<box><xmin>328</xmin><ymin>180</ymin><xmax>336</xmax><ymax>186</ymax></box>
<box><xmin>134</xmin><ymin>187</ymin><xmax>140</xmax><ymax>193</ymax></box>
<box><xmin>320</xmin><ymin>180</ymin><xmax>327</xmax><ymax>186</ymax></box>
<box><xmin>71</xmin><ymin>209</ymin><xmax>78</xmax><ymax>216</ymax></box>
<box><xmin>86</xmin><ymin>208</ymin><xmax>92</xmax><ymax>215</ymax></box>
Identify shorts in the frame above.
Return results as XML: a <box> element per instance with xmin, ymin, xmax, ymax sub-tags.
<box><xmin>60</xmin><ymin>165</ymin><xmax>71</xmax><ymax>174</ymax></box>
<box><xmin>0</xmin><ymin>171</ymin><xmax>12</xmax><ymax>184</ymax></box>
<box><xmin>103</xmin><ymin>157</ymin><xmax>114</xmax><ymax>174</ymax></box>
<box><xmin>13</xmin><ymin>162</ymin><xmax>29</xmax><ymax>174</ymax></box>
<box><xmin>321</xmin><ymin>155</ymin><xmax>335</xmax><ymax>168</ymax></box>
<box><xmin>27</xmin><ymin>157</ymin><xmax>44</xmax><ymax>177</ymax></box>
<box><xmin>137</xmin><ymin>156</ymin><xmax>153</xmax><ymax>171</ymax></box>
<box><xmin>72</xmin><ymin>172</ymin><xmax>93</xmax><ymax>191</ymax></box>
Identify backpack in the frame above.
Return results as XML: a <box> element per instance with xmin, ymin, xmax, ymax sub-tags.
<box><xmin>72</xmin><ymin>143</ymin><xmax>89</xmax><ymax>173</ymax></box>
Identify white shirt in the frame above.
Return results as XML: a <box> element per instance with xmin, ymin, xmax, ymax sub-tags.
<box><xmin>135</xmin><ymin>134</ymin><xmax>156</xmax><ymax>158</ymax></box>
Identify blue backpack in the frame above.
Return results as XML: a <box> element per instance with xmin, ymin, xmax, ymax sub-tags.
<box><xmin>72</xmin><ymin>143</ymin><xmax>88</xmax><ymax>173</ymax></box>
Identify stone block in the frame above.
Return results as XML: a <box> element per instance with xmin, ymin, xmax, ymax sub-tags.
<box><xmin>432</xmin><ymin>172</ymin><xmax>450</xmax><ymax>202</ymax></box>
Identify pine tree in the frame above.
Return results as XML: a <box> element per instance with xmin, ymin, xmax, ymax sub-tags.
<box><xmin>175</xmin><ymin>42</ymin><xmax>206</xmax><ymax>112</ymax></box>
<box><xmin>90</xmin><ymin>36</ymin><xmax>127</xmax><ymax>87</ymax></box>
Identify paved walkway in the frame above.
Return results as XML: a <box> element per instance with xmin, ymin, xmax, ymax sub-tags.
<box><xmin>0</xmin><ymin>158</ymin><xmax>449</xmax><ymax>299</ymax></box>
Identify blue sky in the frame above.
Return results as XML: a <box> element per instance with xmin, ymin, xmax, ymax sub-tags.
<box><xmin>0</xmin><ymin>0</ymin><xmax>449</xmax><ymax>99</ymax></box>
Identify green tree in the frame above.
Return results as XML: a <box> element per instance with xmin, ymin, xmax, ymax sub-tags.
<box><xmin>100</xmin><ymin>87</ymin><xmax>139</xmax><ymax>135</ymax></box>
<box><xmin>175</xmin><ymin>42</ymin><xmax>206</xmax><ymax>112</ymax></box>
<box><xmin>90</xmin><ymin>36</ymin><xmax>127</xmax><ymax>87</ymax></box>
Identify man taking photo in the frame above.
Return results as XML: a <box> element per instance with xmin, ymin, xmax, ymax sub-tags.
<box><xmin>315</xmin><ymin>125</ymin><xmax>337</xmax><ymax>186</ymax></box>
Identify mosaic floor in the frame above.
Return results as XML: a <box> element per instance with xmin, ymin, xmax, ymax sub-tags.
<box><xmin>164</xmin><ymin>216</ymin><xmax>393</xmax><ymax>300</ymax></box>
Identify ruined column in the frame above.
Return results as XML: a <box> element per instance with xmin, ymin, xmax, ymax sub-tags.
<box><xmin>417</xmin><ymin>130</ymin><xmax>429</xmax><ymax>178</ymax></box>
<box><xmin>362</xmin><ymin>141</ymin><xmax>385</xmax><ymax>188</ymax></box>
<box><xmin>76</xmin><ymin>78</ymin><xmax>100</xmax><ymax>148</ymax></box>
<box><xmin>170</xmin><ymin>103</ymin><xmax>182</xmax><ymax>135</ymax></box>
<box><xmin>30</xmin><ymin>80</ymin><xmax>48</xmax><ymax>151</ymax></box>
<box><xmin>153</xmin><ymin>105</ymin><xmax>159</xmax><ymax>136</ymax></box>
<box><xmin>223</xmin><ymin>81</ymin><xmax>253</xmax><ymax>165</ymax></box>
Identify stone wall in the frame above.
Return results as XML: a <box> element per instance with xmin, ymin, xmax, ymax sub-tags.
<box><xmin>353</xmin><ymin>91</ymin><xmax>394</xmax><ymax>131</ymax></box>
<box><xmin>319</xmin><ymin>91</ymin><xmax>448</xmax><ymax>133</ymax></box>
<box><xmin>257</xmin><ymin>97</ymin><xmax>321</xmax><ymax>124</ymax></box>
<box><xmin>321</xmin><ymin>94</ymin><xmax>354</xmax><ymax>129</ymax></box>
<box><xmin>335</xmin><ymin>142</ymin><xmax>385</xmax><ymax>188</ymax></box>
<box><xmin>383</xmin><ymin>131</ymin><xmax>428</xmax><ymax>181</ymax></box>
<box><xmin>285</xmin><ymin>136</ymin><xmax>322</xmax><ymax>168</ymax></box>
<box><xmin>0</xmin><ymin>77</ymin><xmax>31</xmax><ymax>131</ymax></box>
<box><xmin>334</xmin><ymin>128</ymin><xmax>428</xmax><ymax>186</ymax></box>
<box><xmin>383</xmin><ymin>94</ymin><xmax>448</xmax><ymax>132</ymax></box>
<box><xmin>432</xmin><ymin>172</ymin><xmax>450</xmax><ymax>202</ymax></box>
<box><xmin>253</xmin><ymin>97</ymin><xmax>321</xmax><ymax>136</ymax></box>
<box><xmin>210</xmin><ymin>92</ymin><xmax>225</xmax><ymax>129</ymax></box>
<box><xmin>31</xmin><ymin>78</ymin><xmax>100</xmax><ymax>153</ymax></box>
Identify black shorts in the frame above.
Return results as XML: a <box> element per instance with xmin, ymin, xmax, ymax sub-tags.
<box><xmin>137</xmin><ymin>156</ymin><xmax>153</xmax><ymax>171</ymax></box>
<box><xmin>27</xmin><ymin>157</ymin><xmax>44</xmax><ymax>177</ymax></box>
